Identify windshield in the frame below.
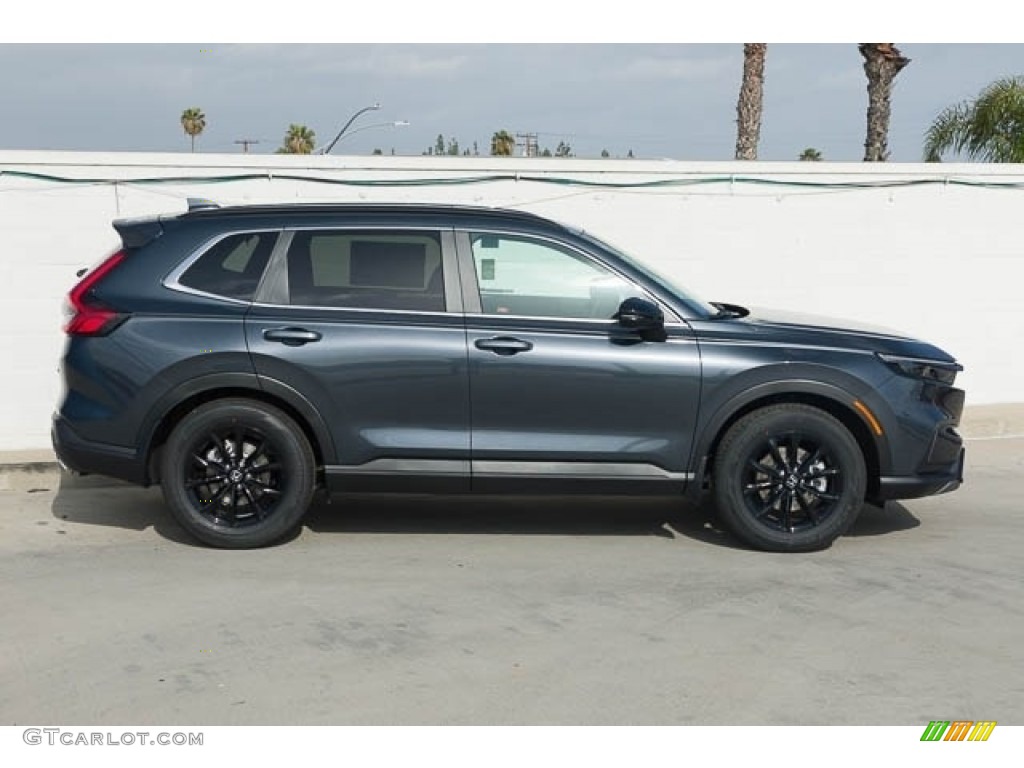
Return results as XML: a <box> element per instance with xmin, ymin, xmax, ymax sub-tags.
<box><xmin>575</xmin><ymin>229</ymin><xmax>718</xmax><ymax>318</ymax></box>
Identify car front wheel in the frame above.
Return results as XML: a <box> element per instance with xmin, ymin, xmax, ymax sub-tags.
<box><xmin>712</xmin><ymin>403</ymin><xmax>867</xmax><ymax>552</ymax></box>
<box><xmin>160</xmin><ymin>398</ymin><xmax>316</xmax><ymax>549</ymax></box>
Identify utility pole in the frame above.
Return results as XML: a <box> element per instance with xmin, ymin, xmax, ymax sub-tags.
<box><xmin>515</xmin><ymin>132</ymin><xmax>538</xmax><ymax>157</ymax></box>
<box><xmin>234</xmin><ymin>139</ymin><xmax>260</xmax><ymax>153</ymax></box>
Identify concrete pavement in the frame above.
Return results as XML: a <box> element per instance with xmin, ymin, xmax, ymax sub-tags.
<box><xmin>1</xmin><ymin>416</ymin><xmax>1021</xmax><ymax>725</ymax></box>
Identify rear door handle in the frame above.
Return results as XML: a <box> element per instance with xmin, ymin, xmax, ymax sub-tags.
<box><xmin>263</xmin><ymin>327</ymin><xmax>322</xmax><ymax>346</ymax></box>
<box><xmin>474</xmin><ymin>336</ymin><xmax>533</xmax><ymax>356</ymax></box>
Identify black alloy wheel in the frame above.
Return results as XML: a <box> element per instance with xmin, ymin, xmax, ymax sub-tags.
<box><xmin>160</xmin><ymin>399</ymin><xmax>316</xmax><ymax>548</ymax></box>
<box><xmin>186</xmin><ymin>427</ymin><xmax>284</xmax><ymax>527</ymax></box>
<box><xmin>740</xmin><ymin>432</ymin><xmax>844</xmax><ymax>533</ymax></box>
<box><xmin>712</xmin><ymin>403</ymin><xmax>867</xmax><ymax>552</ymax></box>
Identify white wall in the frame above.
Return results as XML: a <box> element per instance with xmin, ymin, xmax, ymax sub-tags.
<box><xmin>2</xmin><ymin>150</ymin><xmax>1022</xmax><ymax>451</ymax></box>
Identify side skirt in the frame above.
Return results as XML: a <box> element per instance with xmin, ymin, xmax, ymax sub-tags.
<box><xmin>324</xmin><ymin>459</ymin><xmax>692</xmax><ymax>496</ymax></box>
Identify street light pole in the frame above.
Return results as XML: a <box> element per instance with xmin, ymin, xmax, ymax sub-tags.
<box><xmin>327</xmin><ymin>120</ymin><xmax>410</xmax><ymax>147</ymax></box>
<box><xmin>321</xmin><ymin>103</ymin><xmax>381</xmax><ymax>155</ymax></box>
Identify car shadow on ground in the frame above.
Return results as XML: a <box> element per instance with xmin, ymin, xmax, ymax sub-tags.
<box><xmin>50</xmin><ymin>472</ymin><xmax>199</xmax><ymax>546</ymax></box>
<box><xmin>846</xmin><ymin>501</ymin><xmax>920</xmax><ymax>537</ymax></box>
<box><xmin>51</xmin><ymin>472</ymin><xmax>920</xmax><ymax>550</ymax></box>
<box><xmin>302</xmin><ymin>493</ymin><xmax>921</xmax><ymax>549</ymax></box>
<box><xmin>304</xmin><ymin>493</ymin><xmax>686</xmax><ymax>539</ymax></box>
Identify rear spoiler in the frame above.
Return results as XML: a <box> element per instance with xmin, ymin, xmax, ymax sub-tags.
<box><xmin>112</xmin><ymin>215</ymin><xmax>164</xmax><ymax>249</ymax></box>
<box><xmin>112</xmin><ymin>199</ymin><xmax>220</xmax><ymax>249</ymax></box>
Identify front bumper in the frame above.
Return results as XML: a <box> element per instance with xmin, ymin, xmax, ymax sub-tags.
<box><xmin>874</xmin><ymin>445</ymin><xmax>965</xmax><ymax>502</ymax></box>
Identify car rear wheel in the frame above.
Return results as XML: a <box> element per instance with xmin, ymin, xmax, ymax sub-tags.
<box><xmin>712</xmin><ymin>404</ymin><xmax>866</xmax><ymax>552</ymax></box>
<box><xmin>160</xmin><ymin>399</ymin><xmax>315</xmax><ymax>549</ymax></box>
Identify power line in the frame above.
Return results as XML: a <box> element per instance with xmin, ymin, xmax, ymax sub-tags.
<box><xmin>234</xmin><ymin>139</ymin><xmax>260</xmax><ymax>153</ymax></box>
<box><xmin>514</xmin><ymin>132</ymin><xmax>539</xmax><ymax>157</ymax></box>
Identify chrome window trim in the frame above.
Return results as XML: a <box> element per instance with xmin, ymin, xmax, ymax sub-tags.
<box><xmin>163</xmin><ymin>228</ymin><xmax>283</xmax><ymax>305</ymax></box>
<box><xmin>463</xmin><ymin>312</ymin><xmax>691</xmax><ymax>331</ymax></box>
<box><xmin>162</xmin><ymin>222</ymin><xmax>690</xmax><ymax>329</ymax></box>
<box><xmin>248</xmin><ymin>301</ymin><xmax>459</xmax><ymax>319</ymax></box>
<box><xmin>244</xmin><ymin>301</ymin><xmax>693</xmax><ymax>331</ymax></box>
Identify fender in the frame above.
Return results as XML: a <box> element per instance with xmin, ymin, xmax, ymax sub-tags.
<box><xmin>688</xmin><ymin>367</ymin><xmax>896</xmax><ymax>490</ymax></box>
<box><xmin>256</xmin><ymin>375</ymin><xmax>338</xmax><ymax>463</ymax></box>
<box><xmin>138</xmin><ymin>372</ymin><xmax>338</xmax><ymax>477</ymax></box>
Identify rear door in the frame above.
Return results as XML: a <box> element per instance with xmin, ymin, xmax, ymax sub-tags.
<box><xmin>245</xmin><ymin>226</ymin><xmax>470</xmax><ymax>491</ymax></box>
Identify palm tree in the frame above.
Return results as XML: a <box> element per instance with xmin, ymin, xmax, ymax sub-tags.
<box><xmin>490</xmin><ymin>130</ymin><xmax>515</xmax><ymax>157</ymax></box>
<box><xmin>180</xmin><ymin>107</ymin><xmax>206</xmax><ymax>153</ymax></box>
<box><xmin>924</xmin><ymin>76</ymin><xmax>1024</xmax><ymax>162</ymax></box>
<box><xmin>735</xmin><ymin>44</ymin><xmax>767</xmax><ymax>160</ymax></box>
<box><xmin>277</xmin><ymin>124</ymin><xmax>316</xmax><ymax>154</ymax></box>
<box><xmin>859</xmin><ymin>44</ymin><xmax>910</xmax><ymax>162</ymax></box>
<box><xmin>798</xmin><ymin>147</ymin><xmax>823</xmax><ymax>161</ymax></box>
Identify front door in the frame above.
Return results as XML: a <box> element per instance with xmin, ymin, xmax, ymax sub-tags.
<box><xmin>459</xmin><ymin>231</ymin><xmax>702</xmax><ymax>493</ymax></box>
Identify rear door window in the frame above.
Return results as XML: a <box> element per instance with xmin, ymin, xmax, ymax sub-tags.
<box><xmin>286</xmin><ymin>230</ymin><xmax>445</xmax><ymax>312</ymax></box>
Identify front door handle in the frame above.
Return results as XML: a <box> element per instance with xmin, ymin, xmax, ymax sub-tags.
<box><xmin>474</xmin><ymin>337</ymin><xmax>534</xmax><ymax>356</ymax></box>
<box><xmin>263</xmin><ymin>327</ymin><xmax>322</xmax><ymax>346</ymax></box>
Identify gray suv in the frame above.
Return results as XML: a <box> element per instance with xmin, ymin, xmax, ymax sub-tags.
<box><xmin>53</xmin><ymin>201</ymin><xmax>965</xmax><ymax>551</ymax></box>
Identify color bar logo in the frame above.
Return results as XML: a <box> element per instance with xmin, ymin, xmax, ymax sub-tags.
<box><xmin>920</xmin><ymin>721</ymin><xmax>996</xmax><ymax>741</ymax></box>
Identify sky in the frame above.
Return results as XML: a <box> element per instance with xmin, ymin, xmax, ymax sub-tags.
<box><xmin>2</xmin><ymin>22</ymin><xmax>1022</xmax><ymax>163</ymax></box>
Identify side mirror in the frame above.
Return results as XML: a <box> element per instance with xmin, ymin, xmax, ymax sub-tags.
<box><xmin>614</xmin><ymin>297</ymin><xmax>664</xmax><ymax>331</ymax></box>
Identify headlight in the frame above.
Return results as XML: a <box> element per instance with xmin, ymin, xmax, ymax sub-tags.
<box><xmin>876</xmin><ymin>353</ymin><xmax>961</xmax><ymax>385</ymax></box>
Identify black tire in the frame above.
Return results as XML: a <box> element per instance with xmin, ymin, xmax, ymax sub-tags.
<box><xmin>160</xmin><ymin>398</ymin><xmax>316</xmax><ymax>549</ymax></box>
<box><xmin>712</xmin><ymin>404</ymin><xmax>866</xmax><ymax>552</ymax></box>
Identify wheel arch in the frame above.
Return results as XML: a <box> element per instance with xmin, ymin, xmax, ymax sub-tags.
<box><xmin>692</xmin><ymin>382</ymin><xmax>886</xmax><ymax>500</ymax></box>
<box><xmin>140</xmin><ymin>374</ymin><xmax>336</xmax><ymax>484</ymax></box>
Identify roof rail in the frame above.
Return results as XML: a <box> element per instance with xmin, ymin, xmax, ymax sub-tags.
<box><xmin>187</xmin><ymin>197</ymin><xmax>220</xmax><ymax>212</ymax></box>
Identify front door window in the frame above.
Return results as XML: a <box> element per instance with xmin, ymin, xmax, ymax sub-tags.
<box><xmin>470</xmin><ymin>233</ymin><xmax>636</xmax><ymax>320</ymax></box>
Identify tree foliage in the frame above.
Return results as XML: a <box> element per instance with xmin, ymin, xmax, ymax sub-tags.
<box><xmin>924</xmin><ymin>76</ymin><xmax>1024</xmax><ymax>162</ymax></box>
<box><xmin>490</xmin><ymin>130</ymin><xmax>515</xmax><ymax>156</ymax></box>
<box><xmin>180</xmin><ymin>107</ymin><xmax>206</xmax><ymax>153</ymax></box>
<box><xmin>799</xmin><ymin>147</ymin><xmax>823</xmax><ymax>161</ymax></box>
<box><xmin>277</xmin><ymin>124</ymin><xmax>316</xmax><ymax>154</ymax></box>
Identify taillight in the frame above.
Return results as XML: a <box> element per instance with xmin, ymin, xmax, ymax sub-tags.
<box><xmin>63</xmin><ymin>250</ymin><xmax>128</xmax><ymax>336</ymax></box>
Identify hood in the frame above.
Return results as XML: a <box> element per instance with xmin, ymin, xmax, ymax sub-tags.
<box><xmin>704</xmin><ymin>304</ymin><xmax>957</xmax><ymax>363</ymax></box>
<box><xmin>745</xmin><ymin>307</ymin><xmax>913</xmax><ymax>340</ymax></box>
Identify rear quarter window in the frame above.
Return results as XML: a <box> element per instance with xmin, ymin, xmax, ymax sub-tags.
<box><xmin>177</xmin><ymin>232</ymin><xmax>277</xmax><ymax>301</ymax></box>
